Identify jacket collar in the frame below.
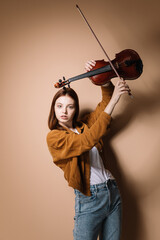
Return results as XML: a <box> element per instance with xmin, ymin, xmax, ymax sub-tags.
<box><xmin>59</xmin><ymin>122</ymin><xmax>85</xmax><ymax>134</ymax></box>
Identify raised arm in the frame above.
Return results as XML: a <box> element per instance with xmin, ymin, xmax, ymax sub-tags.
<box><xmin>81</xmin><ymin>60</ymin><xmax>114</xmax><ymax>126</ymax></box>
<box><xmin>85</xmin><ymin>60</ymin><xmax>131</xmax><ymax>116</ymax></box>
<box><xmin>104</xmin><ymin>80</ymin><xmax>131</xmax><ymax>115</ymax></box>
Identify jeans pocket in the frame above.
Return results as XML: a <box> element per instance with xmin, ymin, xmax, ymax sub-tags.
<box><xmin>78</xmin><ymin>192</ymin><xmax>97</xmax><ymax>214</ymax></box>
<box><xmin>78</xmin><ymin>192</ymin><xmax>97</xmax><ymax>203</ymax></box>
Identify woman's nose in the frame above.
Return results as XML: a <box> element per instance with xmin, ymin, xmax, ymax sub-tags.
<box><xmin>62</xmin><ymin>107</ymin><xmax>67</xmax><ymax>113</ymax></box>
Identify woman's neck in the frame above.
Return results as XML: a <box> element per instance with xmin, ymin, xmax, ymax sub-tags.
<box><xmin>59</xmin><ymin>122</ymin><xmax>74</xmax><ymax>130</ymax></box>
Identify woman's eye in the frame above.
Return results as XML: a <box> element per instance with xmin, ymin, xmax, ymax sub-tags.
<box><xmin>57</xmin><ymin>105</ymin><xmax>62</xmax><ymax>108</ymax></box>
<box><xmin>69</xmin><ymin>106</ymin><xmax>74</xmax><ymax>109</ymax></box>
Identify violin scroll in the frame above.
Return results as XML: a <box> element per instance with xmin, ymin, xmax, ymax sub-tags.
<box><xmin>54</xmin><ymin>77</ymin><xmax>71</xmax><ymax>88</ymax></box>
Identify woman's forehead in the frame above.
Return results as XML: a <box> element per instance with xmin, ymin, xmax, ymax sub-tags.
<box><xmin>55</xmin><ymin>95</ymin><xmax>75</xmax><ymax>104</ymax></box>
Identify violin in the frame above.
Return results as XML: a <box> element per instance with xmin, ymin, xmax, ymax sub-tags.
<box><xmin>54</xmin><ymin>49</ymin><xmax>143</xmax><ymax>88</ymax></box>
<box><xmin>54</xmin><ymin>5</ymin><xmax>143</xmax><ymax>91</ymax></box>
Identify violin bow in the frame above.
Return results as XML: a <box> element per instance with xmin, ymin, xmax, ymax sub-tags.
<box><xmin>76</xmin><ymin>4</ymin><xmax>133</xmax><ymax>97</ymax></box>
<box><xmin>76</xmin><ymin>5</ymin><xmax>121</xmax><ymax>79</ymax></box>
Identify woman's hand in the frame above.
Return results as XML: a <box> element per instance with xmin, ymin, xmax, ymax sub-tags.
<box><xmin>85</xmin><ymin>60</ymin><xmax>110</xmax><ymax>87</ymax></box>
<box><xmin>104</xmin><ymin>80</ymin><xmax>131</xmax><ymax>115</ymax></box>
<box><xmin>85</xmin><ymin>60</ymin><xmax>96</xmax><ymax>71</ymax></box>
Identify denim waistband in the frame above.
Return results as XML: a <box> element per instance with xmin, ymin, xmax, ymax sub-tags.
<box><xmin>90</xmin><ymin>179</ymin><xmax>116</xmax><ymax>192</ymax></box>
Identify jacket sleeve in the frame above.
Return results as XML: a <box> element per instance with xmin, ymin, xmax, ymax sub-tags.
<box><xmin>46</xmin><ymin>111</ymin><xmax>111</xmax><ymax>163</ymax></box>
<box><xmin>81</xmin><ymin>82</ymin><xmax>114</xmax><ymax>127</ymax></box>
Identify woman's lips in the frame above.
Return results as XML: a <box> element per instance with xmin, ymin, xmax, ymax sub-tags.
<box><xmin>61</xmin><ymin>115</ymin><xmax>68</xmax><ymax>119</ymax></box>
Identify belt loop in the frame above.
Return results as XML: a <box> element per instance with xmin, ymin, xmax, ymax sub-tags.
<box><xmin>95</xmin><ymin>184</ymin><xmax>97</xmax><ymax>193</ymax></box>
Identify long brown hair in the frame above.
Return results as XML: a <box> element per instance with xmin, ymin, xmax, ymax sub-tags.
<box><xmin>48</xmin><ymin>87</ymin><xmax>80</xmax><ymax>130</ymax></box>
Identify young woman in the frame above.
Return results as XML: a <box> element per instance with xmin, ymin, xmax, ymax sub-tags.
<box><xmin>47</xmin><ymin>60</ymin><xmax>130</xmax><ymax>240</ymax></box>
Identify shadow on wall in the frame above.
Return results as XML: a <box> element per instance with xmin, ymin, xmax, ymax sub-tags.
<box><xmin>103</xmin><ymin>125</ymin><xmax>140</xmax><ymax>240</ymax></box>
<box><xmin>102</xmin><ymin>9</ymin><xmax>160</xmax><ymax>231</ymax></box>
<box><xmin>102</xmin><ymin>77</ymin><xmax>160</xmax><ymax>240</ymax></box>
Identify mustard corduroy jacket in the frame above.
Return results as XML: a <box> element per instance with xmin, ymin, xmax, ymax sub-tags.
<box><xmin>46</xmin><ymin>84</ymin><xmax>114</xmax><ymax>196</ymax></box>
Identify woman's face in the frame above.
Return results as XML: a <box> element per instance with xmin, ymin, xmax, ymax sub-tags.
<box><xmin>55</xmin><ymin>94</ymin><xmax>76</xmax><ymax>128</ymax></box>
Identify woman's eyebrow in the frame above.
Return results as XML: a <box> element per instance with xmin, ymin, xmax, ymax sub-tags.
<box><xmin>56</xmin><ymin>102</ymin><xmax>62</xmax><ymax>104</ymax></box>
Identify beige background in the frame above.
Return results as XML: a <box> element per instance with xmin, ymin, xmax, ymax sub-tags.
<box><xmin>1</xmin><ymin>0</ymin><xmax>160</xmax><ymax>239</ymax></box>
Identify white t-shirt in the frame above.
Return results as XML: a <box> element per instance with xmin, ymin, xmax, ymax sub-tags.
<box><xmin>89</xmin><ymin>146</ymin><xmax>114</xmax><ymax>185</ymax></box>
<box><xmin>72</xmin><ymin>128</ymin><xmax>114</xmax><ymax>185</ymax></box>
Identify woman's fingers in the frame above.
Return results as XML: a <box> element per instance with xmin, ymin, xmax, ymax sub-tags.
<box><xmin>113</xmin><ymin>80</ymin><xmax>131</xmax><ymax>99</ymax></box>
<box><xmin>85</xmin><ymin>60</ymin><xmax>96</xmax><ymax>71</ymax></box>
<box><xmin>117</xmin><ymin>80</ymin><xmax>130</xmax><ymax>92</ymax></box>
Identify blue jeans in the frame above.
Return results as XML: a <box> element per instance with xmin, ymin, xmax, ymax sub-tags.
<box><xmin>73</xmin><ymin>179</ymin><xmax>122</xmax><ymax>240</ymax></box>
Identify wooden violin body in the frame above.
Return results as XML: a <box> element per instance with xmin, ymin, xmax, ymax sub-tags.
<box><xmin>54</xmin><ymin>49</ymin><xmax>143</xmax><ymax>88</ymax></box>
<box><xmin>90</xmin><ymin>49</ymin><xmax>143</xmax><ymax>85</ymax></box>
